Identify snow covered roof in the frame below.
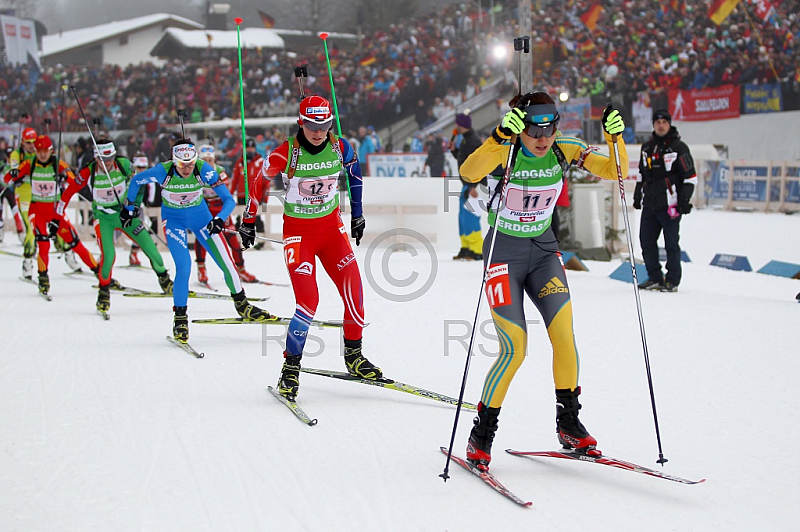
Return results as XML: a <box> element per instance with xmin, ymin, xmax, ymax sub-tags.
<box><xmin>152</xmin><ymin>27</ymin><xmax>284</xmax><ymax>52</ymax></box>
<box><xmin>41</xmin><ymin>13</ymin><xmax>204</xmax><ymax>57</ymax></box>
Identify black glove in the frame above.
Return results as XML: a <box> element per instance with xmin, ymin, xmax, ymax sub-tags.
<box><xmin>8</xmin><ymin>168</ymin><xmax>19</xmax><ymax>179</ymax></box>
<box><xmin>119</xmin><ymin>206</ymin><xmax>139</xmax><ymax>229</ymax></box>
<box><xmin>47</xmin><ymin>218</ymin><xmax>60</xmax><ymax>238</ymax></box>
<box><xmin>351</xmin><ymin>216</ymin><xmax>366</xmax><ymax>246</ymax></box>
<box><xmin>678</xmin><ymin>201</ymin><xmax>692</xmax><ymax>215</ymax></box>
<box><xmin>633</xmin><ymin>195</ymin><xmax>642</xmax><ymax>210</ymax></box>
<box><xmin>55</xmin><ymin>173</ymin><xmax>67</xmax><ymax>182</ymax></box>
<box><xmin>238</xmin><ymin>221</ymin><xmax>256</xmax><ymax>249</ymax></box>
<box><xmin>206</xmin><ymin>217</ymin><xmax>224</xmax><ymax>235</ymax></box>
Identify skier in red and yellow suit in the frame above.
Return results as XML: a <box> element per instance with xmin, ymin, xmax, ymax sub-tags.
<box><xmin>6</xmin><ymin>136</ymin><xmax>97</xmax><ymax>294</ymax></box>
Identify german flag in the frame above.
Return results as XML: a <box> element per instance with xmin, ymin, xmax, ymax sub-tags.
<box><xmin>579</xmin><ymin>3</ymin><xmax>603</xmax><ymax>31</ymax></box>
<box><xmin>258</xmin><ymin>10</ymin><xmax>275</xmax><ymax>28</ymax></box>
<box><xmin>359</xmin><ymin>54</ymin><xmax>377</xmax><ymax>67</ymax></box>
<box><xmin>708</xmin><ymin>0</ymin><xmax>741</xmax><ymax>25</ymax></box>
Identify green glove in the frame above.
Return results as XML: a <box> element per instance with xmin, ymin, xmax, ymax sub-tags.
<box><xmin>602</xmin><ymin>107</ymin><xmax>625</xmax><ymax>135</ymax></box>
<box><xmin>500</xmin><ymin>108</ymin><xmax>526</xmax><ymax>136</ymax></box>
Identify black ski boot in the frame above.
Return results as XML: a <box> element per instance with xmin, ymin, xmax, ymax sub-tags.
<box><xmin>343</xmin><ymin>338</ymin><xmax>382</xmax><ymax>379</ymax></box>
<box><xmin>157</xmin><ymin>271</ymin><xmax>173</xmax><ymax>294</ymax></box>
<box><xmin>173</xmin><ymin>306</ymin><xmax>189</xmax><ymax>343</ymax></box>
<box><xmin>38</xmin><ymin>271</ymin><xmax>50</xmax><ymax>295</ymax></box>
<box><xmin>466</xmin><ymin>402</ymin><xmax>500</xmax><ymax>471</ymax></box>
<box><xmin>452</xmin><ymin>248</ymin><xmax>468</xmax><ymax>260</ymax></box>
<box><xmin>638</xmin><ymin>278</ymin><xmax>663</xmax><ymax>290</ymax></box>
<box><xmin>232</xmin><ymin>290</ymin><xmax>274</xmax><ymax>322</ymax></box>
<box><xmin>556</xmin><ymin>387</ymin><xmax>600</xmax><ymax>456</ymax></box>
<box><xmin>278</xmin><ymin>353</ymin><xmax>302</xmax><ymax>400</ymax></box>
<box><xmin>96</xmin><ymin>285</ymin><xmax>111</xmax><ymax>312</ymax></box>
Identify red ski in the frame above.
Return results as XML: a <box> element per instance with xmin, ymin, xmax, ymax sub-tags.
<box><xmin>505</xmin><ymin>449</ymin><xmax>705</xmax><ymax>485</ymax></box>
<box><xmin>440</xmin><ymin>447</ymin><xmax>532</xmax><ymax>507</ymax></box>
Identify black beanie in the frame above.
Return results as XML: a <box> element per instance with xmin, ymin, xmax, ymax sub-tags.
<box><xmin>652</xmin><ymin>109</ymin><xmax>672</xmax><ymax>124</ymax></box>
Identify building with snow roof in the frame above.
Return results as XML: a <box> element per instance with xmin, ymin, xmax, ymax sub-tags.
<box><xmin>41</xmin><ymin>13</ymin><xmax>205</xmax><ymax>67</ymax></box>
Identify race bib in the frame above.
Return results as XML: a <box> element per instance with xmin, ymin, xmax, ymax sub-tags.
<box><xmin>297</xmin><ymin>177</ymin><xmax>337</xmax><ymax>198</ymax></box>
<box><xmin>504</xmin><ymin>187</ymin><xmax>557</xmax><ymax>212</ymax></box>
<box><xmin>485</xmin><ymin>263</ymin><xmax>511</xmax><ymax>308</ymax></box>
<box><xmin>93</xmin><ymin>183</ymin><xmax>126</xmax><ymax>204</ymax></box>
<box><xmin>32</xmin><ymin>181</ymin><xmax>57</xmax><ymax>198</ymax></box>
<box><xmin>162</xmin><ymin>189</ymin><xmax>202</xmax><ymax>207</ymax></box>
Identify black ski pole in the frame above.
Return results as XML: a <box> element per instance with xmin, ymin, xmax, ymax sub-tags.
<box><xmin>176</xmin><ymin>109</ymin><xmax>187</xmax><ymax>138</ymax></box>
<box><xmin>440</xmin><ymin>36</ymin><xmax>529</xmax><ymax>482</ymax></box>
<box><xmin>294</xmin><ymin>65</ymin><xmax>308</xmax><ymax>99</ymax></box>
<box><xmin>55</xmin><ymin>85</ymin><xmax>67</xmax><ymax>166</ymax></box>
<box><xmin>609</xmin><ymin>110</ymin><xmax>668</xmax><ymax>466</ymax></box>
<box><xmin>14</xmin><ymin>112</ymin><xmax>29</xmax><ymax>153</ymax></box>
<box><xmin>70</xmin><ymin>86</ymin><xmax>124</xmax><ymax>208</ymax></box>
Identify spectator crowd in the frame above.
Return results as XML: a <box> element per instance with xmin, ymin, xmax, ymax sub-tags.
<box><xmin>0</xmin><ymin>0</ymin><xmax>798</xmax><ymax>156</ymax></box>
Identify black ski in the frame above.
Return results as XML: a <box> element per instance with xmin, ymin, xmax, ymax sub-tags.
<box><xmin>267</xmin><ymin>386</ymin><xmax>318</xmax><ymax>426</ymax></box>
<box><xmin>166</xmin><ymin>336</ymin><xmax>204</xmax><ymax>358</ymax></box>
<box><xmin>505</xmin><ymin>449</ymin><xmax>706</xmax><ymax>485</ymax></box>
<box><xmin>440</xmin><ymin>447</ymin><xmax>532</xmax><ymax>507</ymax></box>
<box><xmin>299</xmin><ymin>367</ymin><xmax>478</xmax><ymax>410</ymax></box>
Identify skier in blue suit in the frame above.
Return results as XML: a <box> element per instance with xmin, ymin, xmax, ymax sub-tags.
<box><xmin>120</xmin><ymin>138</ymin><xmax>273</xmax><ymax>342</ymax></box>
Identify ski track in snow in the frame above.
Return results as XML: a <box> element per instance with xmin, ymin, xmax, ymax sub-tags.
<box><xmin>0</xmin><ymin>209</ymin><xmax>798</xmax><ymax>530</ymax></box>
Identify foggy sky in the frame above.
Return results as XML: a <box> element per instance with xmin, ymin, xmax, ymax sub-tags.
<box><xmin>33</xmin><ymin>0</ymin><xmax>463</xmax><ymax>35</ymax></box>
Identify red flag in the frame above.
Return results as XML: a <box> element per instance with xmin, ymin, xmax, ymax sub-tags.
<box><xmin>258</xmin><ymin>10</ymin><xmax>275</xmax><ymax>28</ymax></box>
<box><xmin>708</xmin><ymin>0</ymin><xmax>741</xmax><ymax>25</ymax></box>
<box><xmin>579</xmin><ymin>3</ymin><xmax>603</xmax><ymax>31</ymax></box>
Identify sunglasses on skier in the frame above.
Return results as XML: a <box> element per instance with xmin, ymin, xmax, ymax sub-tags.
<box><xmin>520</xmin><ymin>103</ymin><xmax>560</xmax><ymax>139</ymax></box>
<box><xmin>302</xmin><ymin>120</ymin><xmax>332</xmax><ymax>132</ymax></box>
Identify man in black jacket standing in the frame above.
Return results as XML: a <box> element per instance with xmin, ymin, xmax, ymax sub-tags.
<box><xmin>634</xmin><ymin>110</ymin><xmax>697</xmax><ymax>292</ymax></box>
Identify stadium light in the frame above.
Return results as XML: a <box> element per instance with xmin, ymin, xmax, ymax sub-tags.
<box><xmin>559</xmin><ymin>91</ymin><xmax>569</xmax><ymax>102</ymax></box>
<box><xmin>492</xmin><ymin>44</ymin><xmax>508</xmax><ymax>61</ymax></box>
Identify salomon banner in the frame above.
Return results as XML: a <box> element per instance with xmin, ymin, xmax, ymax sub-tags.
<box><xmin>668</xmin><ymin>85</ymin><xmax>740</xmax><ymax>121</ymax></box>
<box><xmin>743</xmin><ymin>83</ymin><xmax>782</xmax><ymax>114</ymax></box>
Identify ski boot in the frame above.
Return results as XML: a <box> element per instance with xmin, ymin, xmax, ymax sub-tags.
<box><xmin>64</xmin><ymin>250</ymin><xmax>82</xmax><ymax>273</ymax></box>
<box><xmin>96</xmin><ymin>285</ymin><xmax>111</xmax><ymax>312</ymax></box>
<box><xmin>172</xmin><ymin>306</ymin><xmax>189</xmax><ymax>343</ymax></box>
<box><xmin>660</xmin><ymin>281</ymin><xmax>678</xmax><ymax>293</ymax></box>
<box><xmin>343</xmin><ymin>338</ymin><xmax>382</xmax><ymax>379</ymax></box>
<box><xmin>237</xmin><ymin>265</ymin><xmax>258</xmax><ymax>283</ymax></box>
<box><xmin>556</xmin><ymin>387</ymin><xmax>600</xmax><ymax>456</ymax></box>
<box><xmin>38</xmin><ymin>271</ymin><xmax>50</xmax><ymax>295</ymax></box>
<box><xmin>197</xmin><ymin>262</ymin><xmax>208</xmax><ymax>284</ymax></box>
<box><xmin>107</xmin><ymin>278</ymin><xmax>124</xmax><ymax>291</ymax></box>
<box><xmin>232</xmin><ymin>290</ymin><xmax>274</xmax><ymax>322</ymax></box>
<box><xmin>157</xmin><ymin>271</ymin><xmax>173</xmax><ymax>294</ymax></box>
<box><xmin>638</xmin><ymin>278</ymin><xmax>663</xmax><ymax>290</ymax></box>
<box><xmin>278</xmin><ymin>353</ymin><xmax>302</xmax><ymax>400</ymax></box>
<box><xmin>452</xmin><ymin>248</ymin><xmax>468</xmax><ymax>260</ymax></box>
<box><xmin>22</xmin><ymin>258</ymin><xmax>33</xmax><ymax>280</ymax></box>
<box><xmin>129</xmin><ymin>248</ymin><xmax>141</xmax><ymax>266</ymax></box>
<box><xmin>466</xmin><ymin>402</ymin><xmax>500</xmax><ymax>472</ymax></box>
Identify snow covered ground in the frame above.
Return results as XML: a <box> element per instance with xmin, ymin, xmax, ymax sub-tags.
<box><xmin>1</xmin><ymin>208</ymin><xmax>798</xmax><ymax>531</ymax></box>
